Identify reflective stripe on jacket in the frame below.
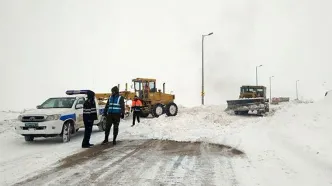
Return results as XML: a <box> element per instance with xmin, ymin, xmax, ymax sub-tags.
<box><xmin>83</xmin><ymin>99</ymin><xmax>98</xmax><ymax>121</ymax></box>
<box><xmin>83</xmin><ymin>108</ymin><xmax>97</xmax><ymax>114</ymax></box>
<box><xmin>107</xmin><ymin>95</ymin><xmax>122</xmax><ymax>114</ymax></box>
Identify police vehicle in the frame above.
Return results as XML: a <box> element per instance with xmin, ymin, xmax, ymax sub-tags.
<box><xmin>15</xmin><ymin>90</ymin><xmax>105</xmax><ymax>142</ymax></box>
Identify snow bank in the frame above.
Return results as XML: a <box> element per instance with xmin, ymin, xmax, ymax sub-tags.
<box><xmin>121</xmin><ymin>105</ymin><xmax>264</xmax><ymax>146</ymax></box>
<box><xmin>120</xmin><ymin>102</ymin><xmax>294</xmax><ymax>144</ymax></box>
<box><xmin>0</xmin><ymin>111</ymin><xmax>20</xmax><ymax>134</ymax></box>
<box><xmin>229</xmin><ymin>96</ymin><xmax>332</xmax><ymax>186</ymax></box>
<box><xmin>267</xmin><ymin>95</ymin><xmax>332</xmax><ymax>160</ymax></box>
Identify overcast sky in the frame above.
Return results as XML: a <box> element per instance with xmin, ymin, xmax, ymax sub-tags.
<box><xmin>1</xmin><ymin>0</ymin><xmax>331</xmax><ymax>111</ymax></box>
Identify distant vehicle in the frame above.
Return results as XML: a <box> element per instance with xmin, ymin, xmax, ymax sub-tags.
<box><xmin>15</xmin><ymin>91</ymin><xmax>104</xmax><ymax>143</ymax></box>
<box><xmin>226</xmin><ymin>85</ymin><xmax>269</xmax><ymax>116</ymax></box>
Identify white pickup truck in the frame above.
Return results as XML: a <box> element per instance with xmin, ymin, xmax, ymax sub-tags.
<box><xmin>15</xmin><ymin>90</ymin><xmax>107</xmax><ymax>142</ymax></box>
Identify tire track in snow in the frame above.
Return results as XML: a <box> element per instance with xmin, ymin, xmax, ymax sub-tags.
<box><xmin>88</xmin><ymin>139</ymin><xmax>155</xmax><ymax>185</ymax></box>
<box><xmin>13</xmin><ymin>139</ymin><xmax>245</xmax><ymax>186</ymax></box>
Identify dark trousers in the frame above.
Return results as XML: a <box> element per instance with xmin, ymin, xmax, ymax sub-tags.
<box><xmin>105</xmin><ymin>114</ymin><xmax>120</xmax><ymax>142</ymax></box>
<box><xmin>82</xmin><ymin>120</ymin><xmax>93</xmax><ymax>146</ymax></box>
<box><xmin>132</xmin><ymin>111</ymin><xmax>140</xmax><ymax>125</ymax></box>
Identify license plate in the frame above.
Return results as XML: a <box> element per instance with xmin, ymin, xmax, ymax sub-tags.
<box><xmin>25</xmin><ymin>122</ymin><xmax>38</xmax><ymax>127</ymax></box>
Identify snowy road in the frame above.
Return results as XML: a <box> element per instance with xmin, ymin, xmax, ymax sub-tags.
<box><xmin>1</xmin><ymin>98</ymin><xmax>332</xmax><ymax>186</ymax></box>
<box><xmin>13</xmin><ymin>139</ymin><xmax>246</xmax><ymax>186</ymax></box>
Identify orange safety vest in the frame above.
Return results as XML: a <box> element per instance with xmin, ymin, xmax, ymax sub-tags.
<box><xmin>132</xmin><ymin>99</ymin><xmax>142</xmax><ymax>112</ymax></box>
<box><xmin>132</xmin><ymin>99</ymin><xmax>142</xmax><ymax>107</ymax></box>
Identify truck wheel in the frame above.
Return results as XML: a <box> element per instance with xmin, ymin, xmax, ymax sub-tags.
<box><xmin>25</xmin><ymin>135</ymin><xmax>34</xmax><ymax>142</ymax></box>
<box><xmin>62</xmin><ymin>122</ymin><xmax>71</xmax><ymax>143</ymax></box>
<box><xmin>165</xmin><ymin>102</ymin><xmax>178</xmax><ymax>116</ymax></box>
<box><xmin>152</xmin><ymin>104</ymin><xmax>164</xmax><ymax>118</ymax></box>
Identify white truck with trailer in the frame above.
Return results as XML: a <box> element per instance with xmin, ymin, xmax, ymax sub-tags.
<box><xmin>15</xmin><ymin>90</ymin><xmax>106</xmax><ymax>142</ymax></box>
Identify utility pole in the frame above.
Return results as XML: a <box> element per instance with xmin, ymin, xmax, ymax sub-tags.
<box><xmin>269</xmin><ymin>76</ymin><xmax>274</xmax><ymax>102</ymax></box>
<box><xmin>201</xmin><ymin>32</ymin><xmax>213</xmax><ymax>105</ymax></box>
<box><xmin>296</xmin><ymin>80</ymin><xmax>299</xmax><ymax>100</ymax></box>
<box><xmin>256</xmin><ymin>65</ymin><xmax>263</xmax><ymax>85</ymax></box>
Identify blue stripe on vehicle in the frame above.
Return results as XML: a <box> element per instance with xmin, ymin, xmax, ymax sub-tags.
<box><xmin>60</xmin><ymin>113</ymin><xmax>76</xmax><ymax>121</ymax></box>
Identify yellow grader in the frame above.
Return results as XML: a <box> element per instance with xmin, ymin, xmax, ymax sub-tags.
<box><xmin>95</xmin><ymin>77</ymin><xmax>178</xmax><ymax>118</ymax></box>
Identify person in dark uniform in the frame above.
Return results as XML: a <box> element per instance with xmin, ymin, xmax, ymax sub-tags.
<box><xmin>102</xmin><ymin>86</ymin><xmax>125</xmax><ymax>145</ymax></box>
<box><xmin>131</xmin><ymin>95</ymin><xmax>142</xmax><ymax>127</ymax></box>
<box><xmin>82</xmin><ymin>90</ymin><xmax>98</xmax><ymax>148</ymax></box>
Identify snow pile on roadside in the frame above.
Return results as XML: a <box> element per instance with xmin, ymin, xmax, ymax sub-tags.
<box><xmin>121</xmin><ymin>105</ymin><xmax>265</xmax><ymax>145</ymax></box>
<box><xmin>226</xmin><ymin>93</ymin><xmax>332</xmax><ymax>186</ymax></box>
<box><xmin>0</xmin><ymin>111</ymin><xmax>20</xmax><ymax>134</ymax></box>
<box><xmin>268</xmin><ymin>92</ymin><xmax>332</xmax><ymax>155</ymax></box>
<box><xmin>0</xmin><ymin>111</ymin><xmax>20</xmax><ymax>121</ymax></box>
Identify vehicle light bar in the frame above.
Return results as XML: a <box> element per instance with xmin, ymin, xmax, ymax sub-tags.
<box><xmin>66</xmin><ymin>90</ymin><xmax>91</xmax><ymax>95</ymax></box>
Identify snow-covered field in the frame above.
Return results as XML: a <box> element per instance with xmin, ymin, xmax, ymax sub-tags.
<box><xmin>0</xmin><ymin>95</ymin><xmax>331</xmax><ymax>185</ymax></box>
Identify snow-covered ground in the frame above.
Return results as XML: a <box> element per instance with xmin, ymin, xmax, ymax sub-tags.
<box><xmin>1</xmin><ymin>96</ymin><xmax>331</xmax><ymax>185</ymax></box>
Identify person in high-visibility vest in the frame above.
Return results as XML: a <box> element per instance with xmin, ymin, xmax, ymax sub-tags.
<box><xmin>131</xmin><ymin>95</ymin><xmax>142</xmax><ymax>127</ymax></box>
<box><xmin>102</xmin><ymin>86</ymin><xmax>125</xmax><ymax>145</ymax></box>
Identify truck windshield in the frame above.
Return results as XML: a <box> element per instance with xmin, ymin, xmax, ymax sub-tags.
<box><xmin>40</xmin><ymin>98</ymin><xmax>76</xmax><ymax>109</ymax></box>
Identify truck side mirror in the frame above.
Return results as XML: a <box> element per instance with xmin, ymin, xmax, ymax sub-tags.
<box><xmin>75</xmin><ymin>104</ymin><xmax>83</xmax><ymax>109</ymax></box>
<box><xmin>36</xmin><ymin>105</ymin><xmax>41</xmax><ymax>109</ymax></box>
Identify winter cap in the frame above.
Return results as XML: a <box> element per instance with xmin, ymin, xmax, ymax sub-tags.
<box><xmin>87</xmin><ymin>90</ymin><xmax>95</xmax><ymax>99</ymax></box>
<box><xmin>111</xmin><ymin>86</ymin><xmax>119</xmax><ymax>94</ymax></box>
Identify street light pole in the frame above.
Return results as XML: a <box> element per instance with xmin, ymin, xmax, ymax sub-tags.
<box><xmin>296</xmin><ymin>80</ymin><xmax>299</xmax><ymax>100</ymax></box>
<box><xmin>256</xmin><ymin>65</ymin><xmax>263</xmax><ymax>86</ymax></box>
<box><xmin>201</xmin><ymin>32</ymin><xmax>213</xmax><ymax>105</ymax></box>
<box><xmin>269</xmin><ymin>76</ymin><xmax>274</xmax><ymax>102</ymax></box>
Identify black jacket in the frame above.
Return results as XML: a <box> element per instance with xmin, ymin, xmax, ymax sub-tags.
<box><xmin>103</xmin><ymin>93</ymin><xmax>125</xmax><ymax>116</ymax></box>
<box><xmin>83</xmin><ymin>98</ymin><xmax>98</xmax><ymax>121</ymax></box>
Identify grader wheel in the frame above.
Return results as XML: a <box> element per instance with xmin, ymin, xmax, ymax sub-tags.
<box><xmin>165</xmin><ymin>102</ymin><xmax>178</xmax><ymax>116</ymax></box>
<box><xmin>152</xmin><ymin>104</ymin><xmax>164</xmax><ymax>118</ymax></box>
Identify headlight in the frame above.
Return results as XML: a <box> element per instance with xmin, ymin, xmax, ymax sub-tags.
<box><xmin>17</xmin><ymin>115</ymin><xmax>23</xmax><ymax>121</ymax></box>
<box><xmin>46</xmin><ymin>114</ymin><xmax>61</xmax><ymax>121</ymax></box>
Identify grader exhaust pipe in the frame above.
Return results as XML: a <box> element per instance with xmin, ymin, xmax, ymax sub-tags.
<box><xmin>163</xmin><ymin>83</ymin><xmax>165</xmax><ymax>93</ymax></box>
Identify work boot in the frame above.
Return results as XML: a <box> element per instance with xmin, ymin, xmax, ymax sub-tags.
<box><xmin>113</xmin><ymin>134</ymin><xmax>118</xmax><ymax>145</ymax></box>
<box><xmin>82</xmin><ymin>144</ymin><xmax>91</xmax><ymax>148</ymax></box>
<box><xmin>101</xmin><ymin>138</ymin><xmax>108</xmax><ymax>145</ymax></box>
<box><xmin>113</xmin><ymin>127</ymin><xmax>118</xmax><ymax>145</ymax></box>
<box><xmin>113</xmin><ymin>134</ymin><xmax>117</xmax><ymax>145</ymax></box>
